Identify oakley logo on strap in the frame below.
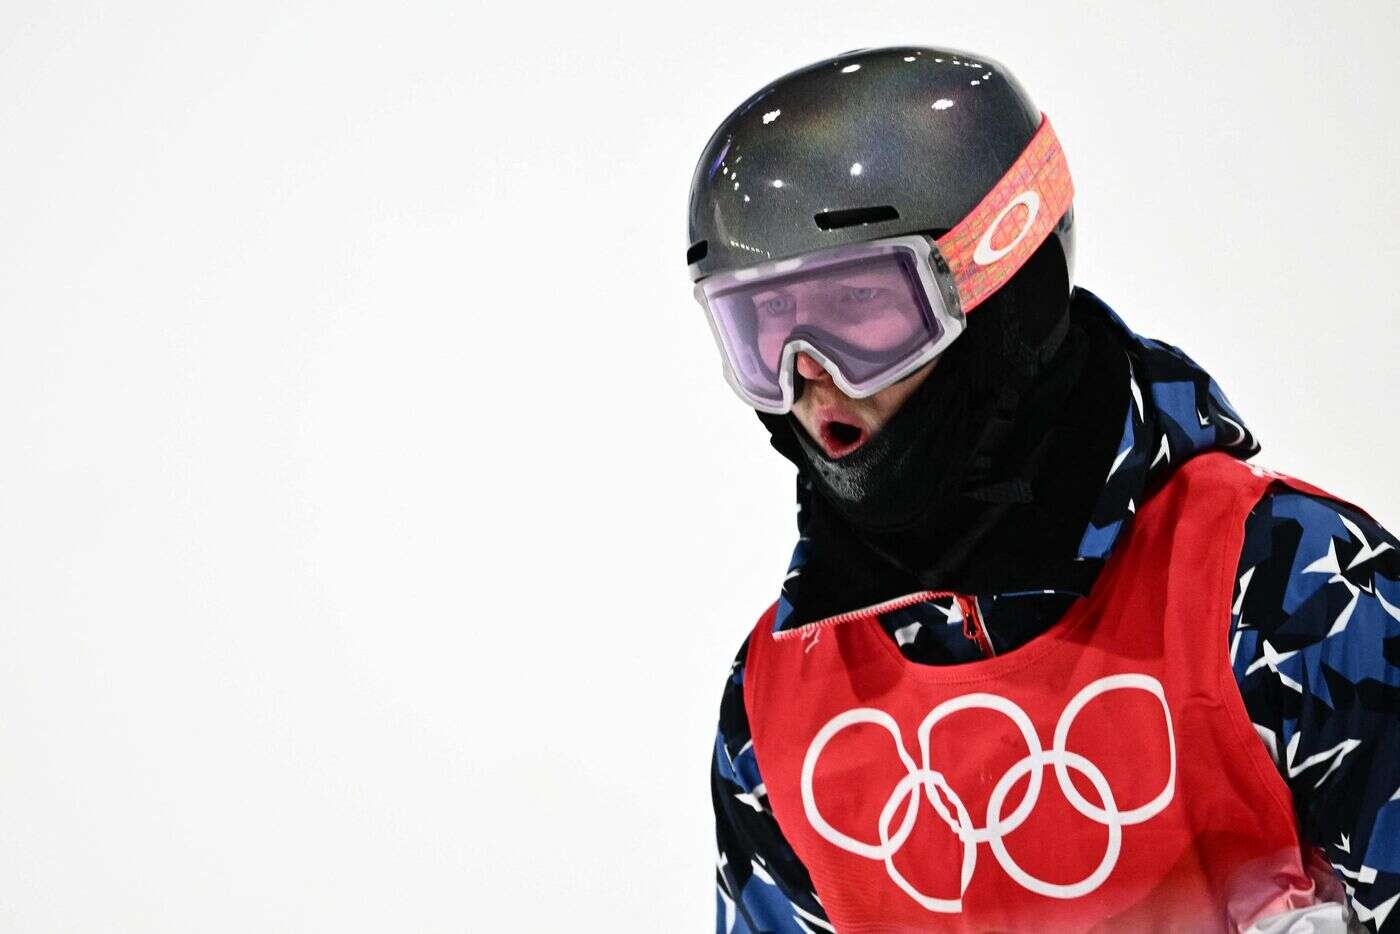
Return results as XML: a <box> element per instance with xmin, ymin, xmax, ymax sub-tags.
<box><xmin>800</xmin><ymin>674</ymin><xmax>1176</xmax><ymax>913</ymax></box>
<box><xmin>973</xmin><ymin>190</ymin><xmax>1042</xmax><ymax>266</ymax></box>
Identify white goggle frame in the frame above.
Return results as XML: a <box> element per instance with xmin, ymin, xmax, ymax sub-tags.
<box><xmin>692</xmin><ymin>234</ymin><xmax>965</xmax><ymax>414</ymax></box>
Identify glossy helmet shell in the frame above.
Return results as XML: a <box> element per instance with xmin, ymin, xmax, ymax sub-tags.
<box><xmin>685</xmin><ymin>46</ymin><xmax>1074</xmax><ymax>290</ymax></box>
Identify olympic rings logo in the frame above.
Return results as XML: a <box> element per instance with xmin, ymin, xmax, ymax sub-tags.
<box><xmin>800</xmin><ymin>674</ymin><xmax>1176</xmax><ymax>913</ymax></box>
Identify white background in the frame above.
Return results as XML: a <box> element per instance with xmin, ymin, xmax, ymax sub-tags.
<box><xmin>1</xmin><ymin>1</ymin><xmax>1396</xmax><ymax>931</ymax></box>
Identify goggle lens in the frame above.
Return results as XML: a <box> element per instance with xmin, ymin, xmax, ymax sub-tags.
<box><xmin>698</xmin><ymin>240</ymin><xmax>952</xmax><ymax>411</ymax></box>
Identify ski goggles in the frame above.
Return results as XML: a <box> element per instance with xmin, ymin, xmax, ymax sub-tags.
<box><xmin>693</xmin><ymin>114</ymin><xmax>1073</xmax><ymax>413</ymax></box>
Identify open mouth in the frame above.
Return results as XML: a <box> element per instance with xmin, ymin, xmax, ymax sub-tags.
<box><xmin>819</xmin><ymin>416</ymin><xmax>869</xmax><ymax>459</ymax></box>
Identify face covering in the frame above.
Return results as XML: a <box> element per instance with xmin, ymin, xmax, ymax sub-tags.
<box><xmin>756</xmin><ymin>236</ymin><xmax>1130</xmax><ymax>620</ymax></box>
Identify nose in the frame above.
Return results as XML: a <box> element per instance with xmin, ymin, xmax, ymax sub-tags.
<box><xmin>794</xmin><ymin>352</ymin><xmax>831</xmax><ymax>382</ymax></box>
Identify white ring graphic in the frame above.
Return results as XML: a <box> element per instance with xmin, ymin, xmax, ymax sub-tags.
<box><xmin>972</xmin><ymin>190</ymin><xmax>1041</xmax><ymax>266</ymax></box>
<box><xmin>799</xmin><ymin>674</ymin><xmax>1175</xmax><ymax>913</ymax></box>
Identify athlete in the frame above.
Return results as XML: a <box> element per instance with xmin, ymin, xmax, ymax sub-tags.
<box><xmin>687</xmin><ymin>47</ymin><xmax>1399</xmax><ymax>932</ymax></box>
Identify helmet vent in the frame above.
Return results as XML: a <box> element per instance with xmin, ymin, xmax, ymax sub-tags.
<box><xmin>814</xmin><ymin>205</ymin><xmax>900</xmax><ymax>231</ymax></box>
<box><xmin>686</xmin><ymin>240</ymin><xmax>709</xmax><ymax>264</ymax></box>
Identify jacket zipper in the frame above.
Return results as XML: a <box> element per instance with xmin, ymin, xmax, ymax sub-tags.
<box><xmin>774</xmin><ymin>590</ymin><xmax>957</xmax><ymax>642</ymax></box>
<box><xmin>776</xmin><ymin>590</ymin><xmax>996</xmax><ymax>660</ymax></box>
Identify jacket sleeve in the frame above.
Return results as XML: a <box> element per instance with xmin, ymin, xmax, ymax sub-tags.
<box><xmin>713</xmin><ymin>635</ymin><xmax>833</xmax><ymax>934</ymax></box>
<box><xmin>1230</xmin><ymin>489</ymin><xmax>1400</xmax><ymax>931</ymax></box>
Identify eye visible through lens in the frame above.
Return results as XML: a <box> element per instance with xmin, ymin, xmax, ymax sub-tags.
<box><xmin>843</xmin><ymin>286</ymin><xmax>886</xmax><ymax>303</ymax></box>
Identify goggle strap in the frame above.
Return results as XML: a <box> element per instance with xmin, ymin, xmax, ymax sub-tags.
<box><xmin>935</xmin><ymin>114</ymin><xmax>1074</xmax><ymax>316</ymax></box>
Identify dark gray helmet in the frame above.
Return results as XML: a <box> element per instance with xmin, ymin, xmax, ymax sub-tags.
<box><xmin>685</xmin><ymin>45</ymin><xmax>1074</xmax><ymax>289</ymax></box>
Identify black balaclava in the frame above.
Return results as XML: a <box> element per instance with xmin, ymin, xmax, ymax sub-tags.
<box><xmin>757</xmin><ymin>235</ymin><xmax>1129</xmax><ymax>624</ymax></box>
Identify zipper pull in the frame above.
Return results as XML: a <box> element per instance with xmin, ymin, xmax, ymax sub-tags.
<box><xmin>958</xmin><ymin>595</ymin><xmax>996</xmax><ymax>658</ymax></box>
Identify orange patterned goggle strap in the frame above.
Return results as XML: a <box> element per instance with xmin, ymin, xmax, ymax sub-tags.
<box><xmin>935</xmin><ymin>114</ymin><xmax>1074</xmax><ymax>315</ymax></box>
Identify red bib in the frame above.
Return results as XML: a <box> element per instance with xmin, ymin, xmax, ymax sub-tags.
<box><xmin>744</xmin><ymin>454</ymin><xmax>1341</xmax><ymax>933</ymax></box>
